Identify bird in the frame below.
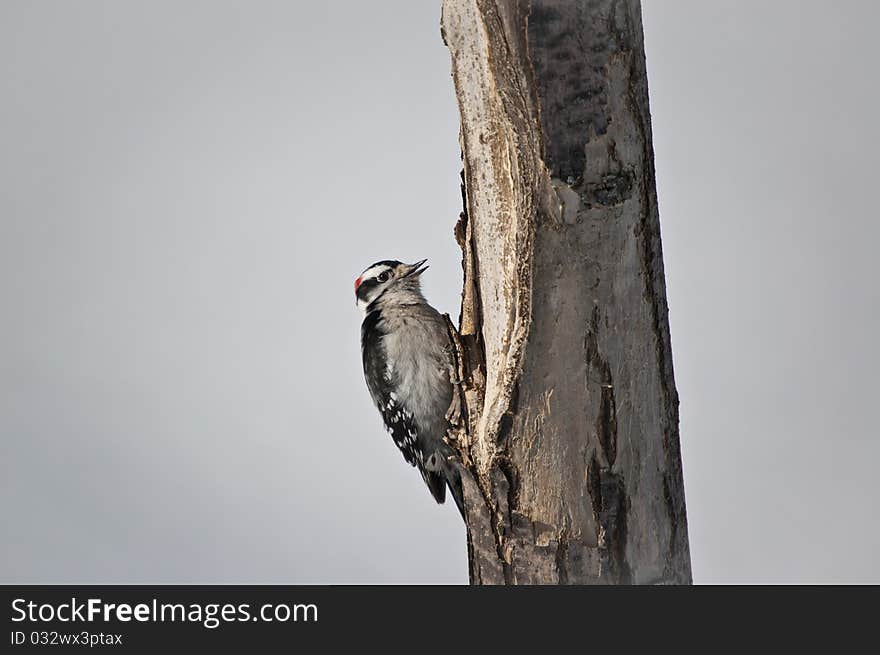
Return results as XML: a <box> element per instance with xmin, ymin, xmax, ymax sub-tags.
<box><xmin>355</xmin><ymin>259</ymin><xmax>464</xmax><ymax>517</ymax></box>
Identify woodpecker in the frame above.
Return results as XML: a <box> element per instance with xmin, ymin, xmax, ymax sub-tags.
<box><xmin>355</xmin><ymin>259</ymin><xmax>464</xmax><ymax>517</ymax></box>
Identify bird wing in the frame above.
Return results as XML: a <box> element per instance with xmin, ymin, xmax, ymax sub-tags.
<box><xmin>361</xmin><ymin>312</ymin><xmax>421</xmax><ymax>467</ymax></box>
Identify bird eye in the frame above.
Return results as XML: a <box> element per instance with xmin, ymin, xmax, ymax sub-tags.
<box><xmin>377</xmin><ymin>271</ymin><xmax>390</xmax><ymax>282</ymax></box>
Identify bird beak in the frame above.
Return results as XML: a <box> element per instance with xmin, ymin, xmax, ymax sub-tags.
<box><xmin>403</xmin><ymin>259</ymin><xmax>429</xmax><ymax>278</ymax></box>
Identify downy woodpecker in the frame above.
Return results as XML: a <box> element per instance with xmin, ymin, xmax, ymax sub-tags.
<box><xmin>355</xmin><ymin>259</ymin><xmax>464</xmax><ymax>516</ymax></box>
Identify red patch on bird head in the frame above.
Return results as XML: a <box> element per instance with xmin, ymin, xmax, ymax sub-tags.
<box><xmin>354</xmin><ymin>276</ymin><xmax>363</xmax><ymax>293</ymax></box>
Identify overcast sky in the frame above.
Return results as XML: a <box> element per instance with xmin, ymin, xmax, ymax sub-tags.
<box><xmin>2</xmin><ymin>1</ymin><xmax>878</xmax><ymax>583</ymax></box>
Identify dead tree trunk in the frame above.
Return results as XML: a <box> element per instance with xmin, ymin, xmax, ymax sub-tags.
<box><xmin>441</xmin><ymin>0</ymin><xmax>691</xmax><ymax>584</ymax></box>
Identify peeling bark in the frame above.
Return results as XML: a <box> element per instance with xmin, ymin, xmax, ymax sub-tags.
<box><xmin>442</xmin><ymin>0</ymin><xmax>691</xmax><ymax>584</ymax></box>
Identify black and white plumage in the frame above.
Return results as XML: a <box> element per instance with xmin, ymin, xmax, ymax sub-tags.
<box><xmin>355</xmin><ymin>259</ymin><xmax>463</xmax><ymax>516</ymax></box>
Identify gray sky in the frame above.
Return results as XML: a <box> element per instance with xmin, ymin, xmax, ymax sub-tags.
<box><xmin>1</xmin><ymin>1</ymin><xmax>878</xmax><ymax>583</ymax></box>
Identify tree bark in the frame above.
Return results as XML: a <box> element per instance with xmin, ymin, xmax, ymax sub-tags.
<box><xmin>441</xmin><ymin>0</ymin><xmax>691</xmax><ymax>584</ymax></box>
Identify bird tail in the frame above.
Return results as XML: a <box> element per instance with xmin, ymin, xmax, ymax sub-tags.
<box><xmin>424</xmin><ymin>470</ymin><xmax>447</xmax><ymax>505</ymax></box>
<box><xmin>444</xmin><ymin>464</ymin><xmax>466</xmax><ymax>520</ymax></box>
<box><xmin>422</xmin><ymin>457</ymin><xmax>465</xmax><ymax>521</ymax></box>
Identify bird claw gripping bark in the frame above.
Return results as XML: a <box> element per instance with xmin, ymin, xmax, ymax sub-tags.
<box><xmin>445</xmin><ymin>352</ymin><xmax>463</xmax><ymax>426</ymax></box>
<box><xmin>445</xmin><ymin>388</ymin><xmax>462</xmax><ymax>426</ymax></box>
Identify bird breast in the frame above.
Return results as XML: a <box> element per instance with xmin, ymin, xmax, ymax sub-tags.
<box><xmin>381</xmin><ymin>309</ymin><xmax>453</xmax><ymax>438</ymax></box>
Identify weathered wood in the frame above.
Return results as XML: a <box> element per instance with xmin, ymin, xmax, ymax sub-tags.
<box><xmin>442</xmin><ymin>0</ymin><xmax>691</xmax><ymax>584</ymax></box>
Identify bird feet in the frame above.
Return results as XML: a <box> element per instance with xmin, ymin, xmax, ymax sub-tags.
<box><xmin>445</xmin><ymin>390</ymin><xmax>462</xmax><ymax>426</ymax></box>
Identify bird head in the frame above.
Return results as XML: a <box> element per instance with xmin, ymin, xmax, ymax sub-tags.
<box><xmin>354</xmin><ymin>259</ymin><xmax>428</xmax><ymax>313</ymax></box>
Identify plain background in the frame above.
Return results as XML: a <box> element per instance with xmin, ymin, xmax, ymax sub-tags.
<box><xmin>2</xmin><ymin>1</ymin><xmax>877</xmax><ymax>583</ymax></box>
